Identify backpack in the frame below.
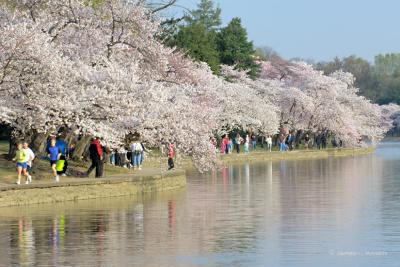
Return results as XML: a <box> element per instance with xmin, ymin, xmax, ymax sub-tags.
<box><xmin>134</xmin><ymin>143</ymin><xmax>142</xmax><ymax>154</ymax></box>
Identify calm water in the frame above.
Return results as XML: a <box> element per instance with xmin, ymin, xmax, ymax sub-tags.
<box><xmin>1</xmin><ymin>143</ymin><xmax>400</xmax><ymax>267</ymax></box>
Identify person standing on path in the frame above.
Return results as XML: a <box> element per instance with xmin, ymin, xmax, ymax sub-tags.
<box><xmin>23</xmin><ymin>142</ymin><xmax>34</xmax><ymax>184</ymax></box>
<box><xmin>251</xmin><ymin>135</ymin><xmax>257</xmax><ymax>150</ymax></box>
<box><xmin>13</xmin><ymin>143</ymin><xmax>28</xmax><ymax>185</ymax></box>
<box><xmin>235</xmin><ymin>134</ymin><xmax>242</xmax><ymax>154</ymax></box>
<box><xmin>46</xmin><ymin>138</ymin><xmax>61</xmax><ymax>182</ymax></box>
<box><xmin>130</xmin><ymin>142</ymin><xmax>143</xmax><ymax>170</ymax></box>
<box><xmin>168</xmin><ymin>143</ymin><xmax>175</xmax><ymax>170</ymax></box>
<box><xmin>244</xmin><ymin>135</ymin><xmax>250</xmax><ymax>154</ymax></box>
<box><xmin>87</xmin><ymin>137</ymin><xmax>103</xmax><ymax>178</ymax></box>
<box><xmin>266</xmin><ymin>135</ymin><xmax>272</xmax><ymax>152</ymax></box>
<box><xmin>321</xmin><ymin>132</ymin><xmax>327</xmax><ymax>149</ymax></box>
<box><xmin>304</xmin><ymin>134</ymin><xmax>311</xmax><ymax>149</ymax></box>
<box><xmin>222</xmin><ymin>134</ymin><xmax>230</xmax><ymax>154</ymax></box>
<box><xmin>316</xmin><ymin>134</ymin><xmax>322</xmax><ymax>150</ymax></box>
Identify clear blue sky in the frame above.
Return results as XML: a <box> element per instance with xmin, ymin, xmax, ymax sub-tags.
<box><xmin>172</xmin><ymin>0</ymin><xmax>399</xmax><ymax>62</ymax></box>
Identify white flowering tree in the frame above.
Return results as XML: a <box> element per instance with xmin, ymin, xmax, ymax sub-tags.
<box><xmin>0</xmin><ymin>0</ymin><xmax>221</xmax><ymax>171</ymax></box>
<box><xmin>1</xmin><ymin>0</ymin><xmax>399</xmax><ymax>172</ymax></box>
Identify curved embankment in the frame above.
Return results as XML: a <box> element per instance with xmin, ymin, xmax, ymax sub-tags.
<box><xmin>0</xmin><ymin>147</ymin><xmax>374</xmax><ymax>208</ymax></box>
<box><xmin>219</xmin><ymin>147</ymin><xmax>375</xmax><ymax>164</ymax></box>
<box><xmin>0</xmin><ymin>170</ymin><xmax>186</xmax><ymax>208</ymax></box>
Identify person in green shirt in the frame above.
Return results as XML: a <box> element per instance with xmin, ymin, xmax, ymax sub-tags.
<box><xmin>12</xmin><ymin>143</ymin><xmax>28</xmax><ymax>185</ymax></box>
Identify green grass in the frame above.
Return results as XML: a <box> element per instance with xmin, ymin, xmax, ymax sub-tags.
<box><xmin>0</xmin><ymin>140</ymin><xmax>133</xmax><ymax>184</ymax></box>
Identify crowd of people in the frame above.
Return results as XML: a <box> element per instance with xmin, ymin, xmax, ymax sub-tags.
<box><xmin>212</xmin><ymin>131</ymin><xmax>342</xmax><ymax>154</ymax></box>
<box><xmin>11</xmin><ymin>135</ymin><xmax>176</xmax><ymax>185</ymax></box>
<box><xmin>10</xmin><ymin>129</ymin><xmax>340</xmax><ymax>185</ymax></box>
<box><xmin>12</xmin><ymin>135</ymin><xmax>70</xmax><ymax>185</ymax></box>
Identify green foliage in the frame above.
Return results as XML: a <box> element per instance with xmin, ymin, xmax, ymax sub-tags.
<box><xmin>167</xmin><ymin>0</ymin><xmax>259</xmax><ymax>78</ymax></box>
<box><xmin>166</xmin><ymin>0</ymin><xmax>222</xmax><ymax>74</ymax></box>
<box><xmin>375</xmin><ymin>53</ymin><xmax>400</xmax><ymax>77</ymax></box>
<box><xmin>217</xmin><ymin>18</ymin><xmax>260</xmax><ymax>79</ymax></box>
<box><xmin>172</xmin><ymin>22</ymin><xmax>221</xmax><ymax>74</ymax></box>
<box><xmin>190</xmin><ymin>0</ymin><xmax>221</xmax><ymax>31</ymax></box>
<box><xmin>317</xmin><ymin>54</ymin><xmax>400</xmax><ymax>104</ymax></box>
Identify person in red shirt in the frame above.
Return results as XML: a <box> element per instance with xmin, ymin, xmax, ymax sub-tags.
<box><xmin>86</xmin><ymin>137</ymin><xmax>104</xmax><ymax>178</ymax></box>
<box><xmin>222</xmin><ymin>134</ymin><xmax>230</xmax><ymax>154</ymax></box>
<box><xmin>168</xmin><ymin>143</ymin><xmax>175</xmax><ymax>170</ymax></box>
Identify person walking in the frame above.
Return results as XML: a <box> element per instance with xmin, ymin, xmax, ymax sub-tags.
<box><xmin>222</xmin><ymin>134</ymin><xmax>230</xmax><ymax>154</ymax></box>
<box><xmin>13</xmin><ymin>143</ymin><xmax>28</xmax><ymax>185</ymax></box>
<box><xmin>304</xmin><ymin>134</ymin><xmax>311</xmax><ymax>149</ymax></box>
<box><xmin>87</xmin><ymin>137</ymin><xmax>103</xmax><ymax>178</ymax></box>
<box><xmin>316</xmin><ymin>134</ymin><xmax>322</xmax><ymax>150</ymax></box>
<box><xmin>244</xmin><ymin>135</ymin><xmax>250</xmax><ymax>154</ymax></box>
<box><xmin>251</xmin><ymin>135</ymin><xmax>257</xmax><ymax>150</ymax></box>
<box><xmin>168</xmin><ymin>143</ymin><xmax>175</xmax><ymax>170</ymax></box>
<box><xmin>321</xmin><ymin>132</ymin><xmax>327</xmax><ymax>149</ymax></box>
<box><xmin>266</xmin><ymin>135</ymin><xmax>272</xmax><ymax>152</ymax></box>
<box><xmin>130</xmin><ymin>142</ymin><xmax>143</xmax><ymax>170</ymax></box>
<box><xmin>46</xmin><ymin>138</ymin><xmax>61</xmax><ymax>182</ymax></box>
<box><xmin>23</xmin><ymin>142</ymin><xmax>34</xmax><ymax>184</ymax></box>
<box><xmin>235</xmin><ymin>134</ymin><xmax>242</xmax><ymax>154</ymax></box>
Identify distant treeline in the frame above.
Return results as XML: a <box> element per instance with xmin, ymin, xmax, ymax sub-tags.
<box><xmin>315</xmin><ymin>54</ymin><xmax>400</xmax><ymax>105</ymax></box>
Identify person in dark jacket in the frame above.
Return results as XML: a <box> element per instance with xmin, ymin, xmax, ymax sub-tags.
<box><xmin>168</xmin><ymin>143</ymin><xmax>175</xmax><ymax>170</ymax></box>
<box><xmin>86</xmin><ymin>137</ymin><xmax>103</xmax><ymax>178</ymax></box>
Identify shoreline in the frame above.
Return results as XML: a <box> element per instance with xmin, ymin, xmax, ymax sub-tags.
<box><xmin>219</xmin><ymin>146</ymin><xmax>375</xmax><ymax>164</ymax></box>
<box><xmin>0</xmin><ymin>169</ymin><xmax>186</xmax><ymax>208</ymax></box>
<box><xmin>0</xmin><ymin>146</ymin><xmax>375</xmax><ymax>208</ymax></box>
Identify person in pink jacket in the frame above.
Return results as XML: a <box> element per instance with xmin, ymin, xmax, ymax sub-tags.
<box><xmin>168</xmin><ymin>143</ymin><xmax>175</xmax><ymax>170</ymax></box>
<box><xmin>222</xmin><ymin>134</ymin><xmax>230</xmax><ymax>154</ymax></box>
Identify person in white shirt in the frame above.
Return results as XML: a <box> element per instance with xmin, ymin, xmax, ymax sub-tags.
<box><xmin>266</xmin><ymin>136</ymin><xmax>272</xmax><ymax>152</ymax></box>
<box><xmin>23</xmin><ymin>142</ymin><xmax>35</xmax><ymax>184</ymax></box>
<box><xmin>130</xmin><ymin>142</ymin><xmax>143</xmax><ymax>170</ymax></box>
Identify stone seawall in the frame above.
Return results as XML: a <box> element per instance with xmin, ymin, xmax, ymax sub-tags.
<box><xmin>0</xmin><ymin>170</ymin><xmax>186</xmax><ymax>208</ymax></box>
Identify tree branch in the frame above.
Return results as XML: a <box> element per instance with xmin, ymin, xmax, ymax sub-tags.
<box><xmin>150</xmin><ymin>0</ymin><xmax>177</xmax><ymax>14</ymax></box>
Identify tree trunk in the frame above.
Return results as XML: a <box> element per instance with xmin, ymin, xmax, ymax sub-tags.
<box><xmin>30</xmin><ymin>132</ymin><xmax>47</xmax><ymax>153</ymax></box>
<box><xmin>295</xmin><ymin>130</ymin><xmax>302</xmax><ymax>148</ymax></box>
<box><xmin>7</xmin><ymin>135</ymin><xmax>17</xmax><ymax>160</ymax></box>
<box><xmin>72</xmin><ymin>135</ymin><xmax>92</xmax><ymax>161</ymax></box>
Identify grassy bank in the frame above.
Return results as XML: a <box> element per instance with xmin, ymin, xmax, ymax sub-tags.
<box><xmin>0</xmin><ymin>140</ymin><xmax>187</xmax><ymax>207</ymax></box>
<box><xmin>0</xmin><ymin>141</ymin><xmax>167</xmax><ymax>185</ymax></box>
<box><xmin>218</xmin><ymin>146</ymin><xmax>375</xmax><ymax>164</ymax></box>
<box><xmin>0</xmin><ymin>140</ymin><xmax>375</xmax><ymax>185</ymax></box>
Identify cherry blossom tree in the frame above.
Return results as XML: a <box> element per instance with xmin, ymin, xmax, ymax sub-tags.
<box><xmin>1</xmin><ymin>0</ymin><xmax>399</xmax><ymax>173</ymax></box>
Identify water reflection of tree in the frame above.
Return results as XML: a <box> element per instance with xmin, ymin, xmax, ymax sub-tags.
<box><xmin>277</xmin><ymin>155</ymin><xmax>384</xmax><ymax>265</ymax></box>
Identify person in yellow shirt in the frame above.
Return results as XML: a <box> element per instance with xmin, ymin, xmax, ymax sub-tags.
<box><xmin>12</xmin><ymin>143</ymin><xmax>28</xmax><ymax>185</ymax></box>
